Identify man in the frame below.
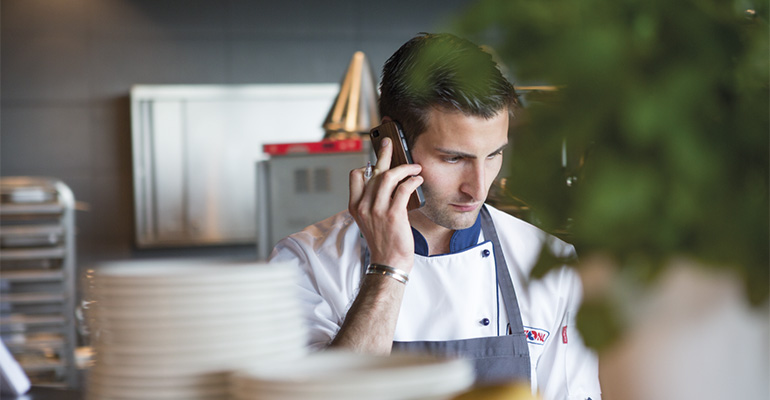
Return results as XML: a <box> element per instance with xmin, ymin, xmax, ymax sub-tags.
<box><xmin>269</xmin><ymin>33</ymin><xmax>601</xmax><ymax>399</ymax></box>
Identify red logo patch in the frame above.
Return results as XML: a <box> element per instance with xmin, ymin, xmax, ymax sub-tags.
<box><xmin>562</xmin><ymin>326</ymin><xmax>568</xmax><ymax>344</ymax></box>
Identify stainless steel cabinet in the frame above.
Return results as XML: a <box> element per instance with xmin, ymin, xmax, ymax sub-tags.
<box><xmin>256</xmin><ymin>141</ymin><xmax>371</xmax><ymax>260</ymax></box>
<box><xmin>0</xmin><ymin>177</ymin><xmax>78</xmax><ymax>387</ymax></box>
<box><xmin>131</xmin><ymin>84</ymin><xmax>338</xmax><ymax>248</ymax></box>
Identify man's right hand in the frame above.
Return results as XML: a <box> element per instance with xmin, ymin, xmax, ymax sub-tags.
<box><xmin>331</xmin><ymin>137</ymin><xmax>423</xmax><ymax>355</ymax></box>
<box><xmin>348</xmin><ymin>137</ymin><xmax>423</xmax><ymax>274</ymax></box>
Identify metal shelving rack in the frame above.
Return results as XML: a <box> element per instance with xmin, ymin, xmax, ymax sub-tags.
<box><xmin>0</xmin><ymin>177</ymin><xmax>78</xmax><ymax>387</ymax></box>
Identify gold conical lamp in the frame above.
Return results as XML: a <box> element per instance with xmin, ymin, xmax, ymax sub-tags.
<box><xmin>323</xmin><ymin>51</ymin><xmax>380</xmax><ymax>140</ymax></box>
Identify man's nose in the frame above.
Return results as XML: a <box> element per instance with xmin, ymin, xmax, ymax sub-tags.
<box><xmin>460</xmin><ymin>162</ymin><xmax>486</xmax><ymax>201</ymax></box>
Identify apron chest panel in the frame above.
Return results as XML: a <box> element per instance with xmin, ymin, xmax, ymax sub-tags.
<box><xmin>395</xmin><ymin>241</ymin><xmax>499</xmax><ymax>341</ymax></box>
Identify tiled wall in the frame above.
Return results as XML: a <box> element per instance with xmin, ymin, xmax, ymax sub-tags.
<box><xmin>0</xmin><ymin>0</ymin><xmax>473</xmax><ymax>267</ymax></box>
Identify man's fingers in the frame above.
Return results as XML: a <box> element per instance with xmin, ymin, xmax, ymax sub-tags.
<box><xmin>352</xmin><ymin>157</ymin><xmax>422</xmax><ymax>222</ymax></box>
<box><xmin>348</xmin><ymin>167</ymin><xmax>366</xmax><ymax>214</ymax></box>
<box><xmin>370</xmin><ymin>164</ymin><xmax>422</xmax><ymax>212</ymax></box>
<box><xmin>391</xmin><ymin>175</ymin><xmax>424</xmax><ymax>211</ymax></box>
<box><xmin>374</xmin><ymin>138</ymin><xmax>393</xmax><ymax>173</ymax></box>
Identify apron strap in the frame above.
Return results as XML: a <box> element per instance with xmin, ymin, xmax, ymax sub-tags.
<box><xmin>479</xmin><ymin>206</ymin><xmax>528</xmax><ymax>340</ymax></box>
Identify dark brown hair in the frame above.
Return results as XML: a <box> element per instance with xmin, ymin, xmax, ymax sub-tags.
<box><xmin>379</xmin><ymin>33</ymin><xmax>519</xmax><ymax>146</ymax></box>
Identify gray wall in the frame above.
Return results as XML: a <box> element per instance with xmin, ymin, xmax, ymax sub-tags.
<box><xmin>0</xmin><ymin>0</ymin><xmax>473</xmax><ymax>268</ymax></box>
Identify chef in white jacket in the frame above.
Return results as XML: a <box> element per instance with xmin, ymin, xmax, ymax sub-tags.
<box><xmin>270</xmin><ymin>33</ymin><xmax>601</xmax><ymax>400</ymax></box>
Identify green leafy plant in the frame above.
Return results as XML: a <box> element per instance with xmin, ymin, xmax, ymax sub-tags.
<box><xmin>456</xmin><ymin>0</ymin><xmax>769</xmax><ymax>349</ymax></box>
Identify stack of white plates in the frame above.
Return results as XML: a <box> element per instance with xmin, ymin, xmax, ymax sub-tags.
<box><xmin>85</xmin><ymin>260</ymin><xmax>307</xmax><ymax>400</ymax></box>
<box><xmin>230</xmin><ymin>350</ymin><xmax>475</xmax><ymax>400</ymax></box>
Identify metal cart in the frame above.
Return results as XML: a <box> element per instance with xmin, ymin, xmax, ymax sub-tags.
<box><xmin>0</xmin><ymin>177</ymin><xmax>78</xmax><ymax>388</ymax></box>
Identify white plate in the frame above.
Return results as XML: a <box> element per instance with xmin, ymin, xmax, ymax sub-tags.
<box><xmin>87</xmin><ymin>289</ymin><xmax>299</xmax><ymax>309</ymax></box>
<box><xmin>95</xmin><ymin>349</ymin><xmax>303</xmax><ymax>370</ymax></box>
<box><xmin>87</xmin><ymin>298</ymin><xmax>302</xmax><ymax>321</ymax></box>
<box><xmin>229</xmin><ymin>385</ymin><xmax>459</xmax><ymax>400</ymax></box>
<box><xmin>90</xmin><ymin>347</ymin><xmax>306</xmax><ymax>378</ymax></box>
<box><xmin>87</xmin><ymin>387</ymin><xmax>228</xmax><ymax>400</ymax></box>
<box><xmin>230</xmin><ymin>366</ymin><xmax>473</xmax><ymax>400</ymax></box>
<box><xmin>96</xmin><ymin>343</ymin><xmax>304</xmax><ymax>371</ymax></box>
<box><xmin>88</xmin><ymin>292</ymin><xmax>301</xmax><ymax>312</ymax></box>
<box><xmin>92</xmin><ymin>260</ymin><xmax>295</xmax><ymax>285</ymax></box>
<box><xmin>232</xmin><ymin>359</ymin><xmax>472</xmax><ymax>388</ymax></box>
<box><xmin>88</xmin><ymin>369</ymin><xmax>228</xmax><ymax>388</ymax></box>
<box><xmin>90</xmin><ymin>317</ymin><xmax>304</xmax><ymax>340</ymax></box>
<box><xmin>87</xmin><ymin>285</ymin><xmax>297</xmax><ymax>303</ymax></box>
<box><xmin>86</xmin><ymin>393</ymin><xmax>227</xmax><ymax>400</ymax></box>
<box><xmin>236</xmin><ymin>350</ymin><xmax>467</xmax><ymax>381</ymax></box>
<box><xmin>96</xmin><ymin>319</ymin><xmax>306</xmax><ymax>346</ymax></box>
<box><xmin>231</xmin><ymin>373</ymin><xmax>472</xmax><ymax>400</ymax></box>
<box><xmin>87</xmin><ymin>380</ymin><xmax>227</xmax><ymax>399</ymax></box>
<box><xmin>88</xmin><ymin>276</ymin><xmax>298</xmax><ymax>296</ymax></box>
<box><xmin>88</xmin><ymin>282</ymin><xmax>298</xmax><ymax>302</ymax></box>
<box><xmin>90</xmin><ymin>272</ymin><xmax>297</xmax><ymax>289</ymax></box>
<box><xmin>231</xmin><ymin>351</ymin><xmax>474</xmax><ymax>399</ymax></box>
<box><xmin>90</xmin><ymin>299</ymin><xmax>302</xmax><ymax>324</ymax></box>
<box><xmin>94</xmin><ymin>328</ymin><xmax>306</xmax><ymax>356</ymax></box>
<box><xmin>95</xmin><ymin>336</ymin><xmax>305</xmax><ymax>360</ymax></box>
<box><xmin>89</xmin><ymin>267</ymin><xmax>296</xmax><ymax>288</ymax></box>
<box><xmin>87</xmin><ymin>294</ymin><xmax>302</xmax><ymax>320</ymax></box>
<box><xmin>90</xmin><ymin>317</ymin><xmax>305</xmax><ymax>347</ymax></box>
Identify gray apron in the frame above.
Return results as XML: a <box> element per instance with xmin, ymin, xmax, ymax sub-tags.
<box><xmin>363</xmin><ymin>206</ymin><xmax>531</xmax><ymax>386</ymax></box>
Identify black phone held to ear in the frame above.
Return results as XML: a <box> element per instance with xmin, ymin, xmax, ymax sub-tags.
<box><xmin>369</xmin><ymin>121</ymin><xmax>426</xmax><ymax>211</ymax></box>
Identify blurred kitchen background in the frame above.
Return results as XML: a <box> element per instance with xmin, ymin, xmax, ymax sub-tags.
<box><xmin>0</xmin><ymin>1</ymin><xmax>476</xmax><ymax>388</ymax></box>
<box><xmin>1</xmin><ymin>0</ymin><xmax>768</xmax><ymax>398</ymax></box>
<box><xmin>0</xmin><ymin>0</ymin><xmax>475</xmax><ymax>266</ymax></box>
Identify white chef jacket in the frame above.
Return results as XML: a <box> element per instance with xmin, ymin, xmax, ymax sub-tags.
<box><xmin>269</xmin><ymin>204</ymin><xmax>601</xmax><ymax>400</ymax></box>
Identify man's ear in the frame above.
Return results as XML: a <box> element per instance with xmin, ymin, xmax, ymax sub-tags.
<box><xmin>381</xmin><ymin>116</ymin><xmax>393</xmax><ymax>123</ymax></box>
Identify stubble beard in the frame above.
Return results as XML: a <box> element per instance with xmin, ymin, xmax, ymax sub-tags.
<box><xmin>417</xmin><ymin>184</ymin><xmax>481</xmax><ymax>231</ymax></box>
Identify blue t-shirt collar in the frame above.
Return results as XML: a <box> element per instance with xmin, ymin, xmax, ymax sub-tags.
<box><xmin>412</xmin><ymin>213</ymin><xmax>482</xmax><ymax>256</ymax></box>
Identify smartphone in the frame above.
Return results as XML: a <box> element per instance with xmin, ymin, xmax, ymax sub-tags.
<box><xmin>369</xmin><ymin>121</ymin><xmax>426</xmax><ymax>211</ymax></box>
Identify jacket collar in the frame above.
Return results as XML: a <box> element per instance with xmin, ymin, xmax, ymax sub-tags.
<box><xmin>412</xmin><ymin>213</ymin><xmax>482</xmax><ymax>256</ymax></box>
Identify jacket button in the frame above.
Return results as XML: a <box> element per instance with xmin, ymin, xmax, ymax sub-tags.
<box><xmin>480</xmin><ymin>318</ymin><xmax>490</xmax><ymax>326</ymax></box>
<box><xmin>482</xmin><ymin>249</ymin><xmax>491</xmax><ymax>257</ymax></box>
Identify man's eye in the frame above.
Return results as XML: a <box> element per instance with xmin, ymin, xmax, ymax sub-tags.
<box><xmin>487</xmin><ymin>151</ymin><xmax>503</xmax><ymax>159</ymax></box>
<box><xmin>443</xmin><ymin>156</ymin><xmax>461</xmax><ymax>163</ymax></box>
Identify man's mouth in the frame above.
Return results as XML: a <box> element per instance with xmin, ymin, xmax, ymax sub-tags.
<box><xmin>450</xmin><ymin>203</ymin><xmax>479</xmax><ymax>212</ymax></box>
